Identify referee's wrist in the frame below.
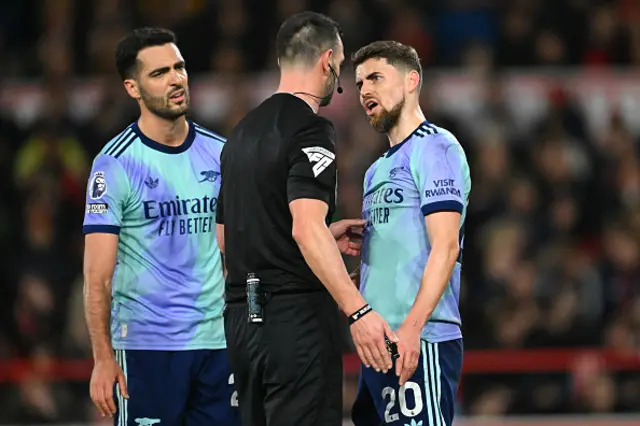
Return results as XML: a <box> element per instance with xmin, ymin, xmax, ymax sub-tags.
<box><xmin>342</xmin><ymin>292</ymin><xmax>367</xmax><ymax>317</ymax></box>
<box><xmin>348</xmin><ymin>304</ymin><xmax>373</xmax><ymax>325</ymax></box>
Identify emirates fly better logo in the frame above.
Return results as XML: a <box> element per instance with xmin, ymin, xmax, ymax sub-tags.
<box><xmin>302</xmin><ymin>146</ymin><xmax>335</xmax><ymax>177</ymax></box>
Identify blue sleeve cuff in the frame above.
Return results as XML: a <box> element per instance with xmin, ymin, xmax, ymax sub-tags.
<box><xmin>83</xmin><ymin>225</ymin><xmax>121</xmax><ymax>235</ymax></box>
<box><xmin>421</xmin><ymin>200</ymin><xmax>464</xmax><ymax>216</ymax></box>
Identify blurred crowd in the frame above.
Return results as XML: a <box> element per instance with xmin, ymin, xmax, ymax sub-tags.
<box><xmin>1</xmin><ymin>0</ymin><xmax>640</xmax><ymax>424</ymax></box>
<box><xmin>3</xmin><ymin>0</ymin><xmax>640</xmax><ymax>77</ymax></box>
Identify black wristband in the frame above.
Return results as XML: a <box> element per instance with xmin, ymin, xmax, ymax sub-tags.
<box><xmin>349</xmin><ymin>304</ymin><xmax>372</xmax><ymax>325</ymax></box>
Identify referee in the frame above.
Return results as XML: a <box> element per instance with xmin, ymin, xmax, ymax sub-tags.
<box><xmin>216</xmin><ymin>11</ymin><xmax>397</xmax><ymax>426</ymax></box>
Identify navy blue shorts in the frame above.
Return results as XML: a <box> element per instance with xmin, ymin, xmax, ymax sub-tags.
<box><xmin>113</xmin><ymin>349</ymin><xmax>240</xmax><ymax>426</ymax></box>
<box><xmin>352</xmin><ymin>339</ymin><xmax>463</xmax><ymax>426</ymax></box>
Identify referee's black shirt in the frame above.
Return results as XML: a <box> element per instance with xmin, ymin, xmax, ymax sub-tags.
<box><xmin>216</xmin><ymin>93</ymin><xmax>337</xmax><ymax>302</ymax></box>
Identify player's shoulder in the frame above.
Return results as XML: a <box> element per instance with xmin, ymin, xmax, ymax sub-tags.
<box><xmin>97</xmin><ymin>123</ymin><xmax>138</xmax><ymax>159</ymax></box>
<box><xmin>86</xmin><ymin>125</ymin><xmax>140</xmax><ymax>192</ymax></box>
<box><xmin>411</xmin><ymin>121</ymin><xmax>458</xmax><ymax>145</ymax></box>
<box><xmin>93</xmin><ymin>123</ymin><xmax>141</xmax><ymax>170</ymax></box>
<box><xmin>411</xmin><ymin>121</ymin><xmax>464</xmax><ymax>156</ymax></box>
<box><xmin>191</xmin><ymin>121</ymin><xmax>226</xmax><ymax>148</ymax></box>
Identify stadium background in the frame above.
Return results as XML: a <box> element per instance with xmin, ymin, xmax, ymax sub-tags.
<box><xmin>1</xmin><ymin>0</ymin><xmax>640</xmax><ymax>424</ymax></box>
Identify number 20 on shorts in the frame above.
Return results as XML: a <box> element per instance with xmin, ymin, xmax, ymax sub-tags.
<box><xmin>382</xmin><ymin>381</ymin><xmax>423</xmax><ymax>423</ymax></box>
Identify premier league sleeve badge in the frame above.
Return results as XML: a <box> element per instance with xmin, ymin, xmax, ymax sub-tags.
<box><xmin>89</xmin><ymin>171</ymin><xmax>108</xmax><ymax>199</ymax></box>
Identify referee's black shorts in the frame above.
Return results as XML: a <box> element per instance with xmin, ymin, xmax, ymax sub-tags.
<box><xmin>223</xmin><ymin>289</ymin><xmax>343</xmax><ymax>426</ymax></box>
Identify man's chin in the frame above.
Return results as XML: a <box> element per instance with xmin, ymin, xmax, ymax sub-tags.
<box><xmin>170</xmin><ymin>103</ymin><xmax>189</xmax><ymax>115</ymax></box>
<box><xmin>155</xmin><ymin>106</ymin><xmax>189</xmax><ymax>120</ymax></box>
<box><xmin>368</xmin><ymin>117</ymin><xmax>387</xmax><ymax>133</ymax></box>
<box><xmin>174</xmin><ymin>107</ymin><xmax>189</xmax><ymax>117</ymax></box>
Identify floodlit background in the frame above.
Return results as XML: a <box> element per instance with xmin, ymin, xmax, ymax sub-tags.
<box><xmin>0</xmin><ymin>0</ymin><xmax>639</xmax><ymax>425</ymax></box>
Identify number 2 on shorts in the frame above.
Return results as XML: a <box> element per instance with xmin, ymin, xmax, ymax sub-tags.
<box><xmin>228</xmin><ymin>374</ymin><xmax>239</xmax><ymax>407</ymax></box>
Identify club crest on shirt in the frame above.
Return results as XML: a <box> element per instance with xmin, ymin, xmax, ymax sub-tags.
<box><xmin>199</xmin><ymin>170</ymin><xmax>220</xmax><ymax>183</ymax></box>
<box><xmin>389</xmin><ymin>166</ymin><xmax>407</xmax><ymax>179</ymax></box>
<box><xmin>89</xmin><ymin>171</ymin><xmax>107</xmax><ymax>199</ymax></box>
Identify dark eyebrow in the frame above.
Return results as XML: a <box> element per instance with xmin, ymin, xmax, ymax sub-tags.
<box><xmin>355</xmin><ymin>72</ymin><xmax>381</xmax><ymax>91</ymax></box>
<box><xmin>148</xmin><ymin>60</ymin><xmax>185</xmax><ymax>76</ymax></box>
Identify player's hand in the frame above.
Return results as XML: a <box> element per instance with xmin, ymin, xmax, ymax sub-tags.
<box><xmin>395</xmin><ymin>324</ymin><xmax>421</xmax><ymax>386</ymax></box>
<box><xmin>330</xmin><ymin>219</ymin><xmax>365</xmax><ymax>256</ymax></box>
<box><xmin>90</xmin><ymin>356</ymin><xmax>128</xmax><ymax>418</ymax></box>
<box><xmin>350</xmin><ymin>311</ymin><xmax>398</xmax><ymax>373</ymax></box>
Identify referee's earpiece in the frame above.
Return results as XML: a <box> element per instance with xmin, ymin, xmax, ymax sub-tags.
<box><xmin>329</xmin><ymin>64</ymin><xmax>343</xmax><ymax>94</ymax></box>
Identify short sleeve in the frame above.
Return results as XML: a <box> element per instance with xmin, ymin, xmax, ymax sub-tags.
<box><xmin>287</xmin><ymin>119</ymin><xmax>337</xmax><ymax>204</ymax></box>
<box><xmin>82</xmin><ymin>155</ymin><xmax>131</xmax><ymax>235</ymax></box>
<box><xmin>413</xmin><ymin>137</ymin><xmax>468</xmax><ymax>216</ymax></box>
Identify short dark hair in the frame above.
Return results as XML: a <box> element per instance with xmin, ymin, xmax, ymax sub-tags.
<box><xmin>115</xmin><ymin>27</ymin><xmax>177</xmax><ymax>80</ymax></box>
<box><xmin>351</xmin><ymin>41</ymin><xmax>423</xmax><ymax>88</ymax></box>
<box><xmin>276</xmin><ymin>11</ymin><xmax>343</xmax><ymax>67</ymax></box>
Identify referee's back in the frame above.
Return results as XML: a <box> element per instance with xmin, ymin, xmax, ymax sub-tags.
<box><xmin>217</xmin><ymin>92</ymin><xmax>337</xmax><ymax>302</ymax></box>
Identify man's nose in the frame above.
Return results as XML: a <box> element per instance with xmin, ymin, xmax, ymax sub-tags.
<box><xmin>168</xmin><ymin>69</ymin><xmax>184</xmax><ymax>85</ymax></box>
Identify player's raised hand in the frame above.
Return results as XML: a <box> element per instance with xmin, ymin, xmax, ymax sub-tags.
<box><xmin>90</xmin><ymin>356</ymin><xmax>129</xmax><ymax>418</ymax></box>
<box><xmin>330</xmin><ymin>219</ymin><xmax>365</xmax><ymax>256</ymax></box>
<box><xmin>394</xmin><ymin>324</ymin><xmax>421</xmax><ymax>386</ymax></box>
<box><xmin>350</xmin><ymin>310</ymin><xmax>398</xmax><ymax>373</ymax></box>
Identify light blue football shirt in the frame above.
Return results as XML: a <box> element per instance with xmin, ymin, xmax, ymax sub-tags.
<box><xmin>360</xmin><ymin>121</ymin><xmax>471</xmax><ymax>343</ymax></box>
<box><xmin>83</xmin><ymin>120</ymin><xmax>226</xmax><ymax>350</ymax></box>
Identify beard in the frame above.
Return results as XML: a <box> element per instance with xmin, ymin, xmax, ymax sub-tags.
<box><xmin>369</xmin><ymin>96</ymin><xmax>405</xmax><ymax>133</ymax></box>
<box><xmin>319</xmin><ymin>66</ymin><xmax>338</xmax><ymax>107</ymax></box>
<box><xmin>139</xmin><ymin>84</ymin><xmax>190</xmax><ymax>120</ymax></box>
<box><xmin>319</xmin><ymin>76</ymin><xmax>335</xmax><ymax>107</ymax></box>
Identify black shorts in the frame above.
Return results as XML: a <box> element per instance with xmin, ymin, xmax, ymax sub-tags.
<box><xmin>223</xmin><ymin>290</ymin><xmax>343</xmax><ymax>426</ymax></box>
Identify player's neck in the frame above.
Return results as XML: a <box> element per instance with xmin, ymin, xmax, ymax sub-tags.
<box><xmin>137</xmin><ymin>113</ymin><xmax>189</xmax><ymax>147</ymax></box>
<box><xmin>276</xmin><ymin>69</ymin><xmax>321</xmax><ymax>113</ymax></box>
<box><xmin>387</xmin><ymin>108</ymin><xmax>427</xmax><ymax>147</ymax></box>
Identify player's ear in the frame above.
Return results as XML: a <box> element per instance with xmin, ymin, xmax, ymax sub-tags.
<box><xmin>123</xmin><ymin>79</ymin><xmax>141</xmax><ymax>100</ymax></box>
<box><xmin>406</xmin><ymin>70</ymin><xmax>420</xmax><ymax>94</ymax></box>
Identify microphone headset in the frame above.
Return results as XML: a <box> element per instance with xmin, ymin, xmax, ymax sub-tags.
<box><xmin>292</xmin><ymin>63</ymin><xmax>343</xmax><ymax>101</ymax></box>
<box><xmin>330</xmin><ymin>64</ymin><xmax>344</xmax><ymax>94</ymax></box>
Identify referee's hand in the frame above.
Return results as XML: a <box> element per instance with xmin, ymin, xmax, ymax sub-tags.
<box><xmin>90</xmin><ymin>356</ymin><xmax>128</xmax><ymax>417</ymax></box>
<box><xmin>350</xmin><ymin>311</ymin><xmax>397</xmax><ymax>373</ymax></box>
